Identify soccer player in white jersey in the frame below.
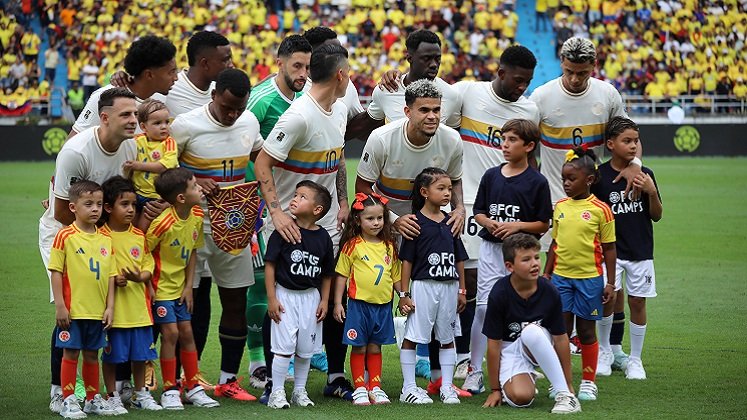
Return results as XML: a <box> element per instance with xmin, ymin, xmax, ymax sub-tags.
<box><xmin>255</xmin><ymin>43</ymin><xmax>354</xmax><ymax>401</ymax></box>
<box><xmin>450</xmin><ymin>45</ymin><xmax>541</xmax><ymax>393</ymax></box>
<box><xmin>530</xmin><ymin>37</ymin><xmax>643</xmax><ymax>363</ymax></box>
<box><xmin>40</xmin><ymin>88</ymin><xmax>138</xmax><ymax>413</ymax></box>
<box><xmin>69</xmin><ymin>36</ymin><xmax>178</xmax><ymax>139</ymax></box>
<box><xmin>171</xmin><ymin>69</ymin><xmax>264</xmax><ymax>402</ymax></box>
<box><xmin>165</xmin><ymin>31</ymin><xmax>233</xmax><ymax>117</ymax></box>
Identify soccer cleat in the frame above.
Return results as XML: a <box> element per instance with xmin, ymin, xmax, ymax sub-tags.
<box><xmin>60</xmin><ymin>394</ymin><xmax>87</xmax><ymax>419</ymax></box>
<box><xmin>399</xmin><ymin>387</ymin><xmax>433</xmax><ymax>404</ymax></box>
<box><xmin>552</xmin><ymin>391</ymin><xmax>581</xmax><ymax>414</ymax></box>
<box><xmin>453</xmin><ymin>358</ymin><xmax>470</xmax><ymax>380</ymax></box>
<box><xmin>462</xmin><ymin>369</ymin><xmax>485</xmax><ymax>394</ymax></box>
<box><xmin>131</xmin><ymin>389</ymin><xmax>162</xmax><ymax>410</ymax></box>
<box><xmin>119</xmin><ymin>381</ymin><xmax>134</xmax><ymax>404</ymax></box>
<box><xmin>612</xmin><ymin>350</ymin><xmax>630</xmax><ymax>371</ymax></box>
<box><xmin>83</xmin><ymin>394</ymin><xmax>119</xmax><ymax>416</ymax></box>
<box><xmin>415</xmin><ymin>359</ymin><xmax>431</xmax><ymax>380</ymax></box>
<box><xmin>597</xmin><ymin>350</ymin><xmax>614</xmax><ymax>376</ymax></box>
<box><xmin>214</xmin><ymin>377</ymin><xmax>257</xmax><ymax>401</ymax></box>
<box><xmin>106</xmin><ymin>393</ymin><xmax>129</xmax><ymax>415</ymax></box>
<box><xmin>50</xmin><ymin>392</ymin><xmax>64</xmax><ymax>414</ymax></box>
<box><xmin>625</xmin><ymin>358</ymin><xmax>647</xmax><ymax>380</ymax></box>
<box><xmin>259</xmin><ymin>382</ymin><xmax>272</xmax><ymax>405</ymax></box>
<box><xmin>291</xmin><ymin>388</ymin><xmax>315</xmax><ymax>407</ymax></box>
<box><xmin>186</xmin><ymin>385</ymin><xmax>220</xmax><ymax>407</ymax></box>
<box><xmin>160</xmin><ymin>389</ymin><xmax>184</xmax><ymax>410</ymax></box>
<box><xmin>569</xmin><ymin>335</ymin><xmax>582</xmax><ymax>356</ymax></box>
<box><xmin>310</xmin><ymin>352</ymin><xmax>329</xmax><ymax>372</ymax></box>
<box><xmin>577</xmin><ymin>380</ymin><xmax>598</xmax><ymax>401</ymax></box>
<box><xmin>144</xmin><ymin>361</ymin><xmax>157</xmax><ymax>390</ymax></box>
<box><xmin>440</xmin><ymin>386</ymin><xmax>460</xmax><ymax>404</ymax></box>
<box><xmin>249</xmin><ymin>366</ymin><xmax>268</xmax><ymax>389</ymax></box>
<box><xmin>427</xmin><ymin>377</ymin><xmax>472</xmax><ymax>397</ymax></box>
<box><xmin>267</xmin><ymin>389</ymin><xmax>290</xmax><ymax>409</ymax></box>
<box><xmin>548</xmin><ymin>385</ymin><xmax>559</xmax><ymax>400</ymax></box>
<box><xmin>323</xmin><ymin>377</ymin><xmax>355</xmax><ymax>401</ymax></box>
<box><xmin>352</xmin><ymin>386</ymin><xmax>371</xmax><ymax>406</ymax></box>
<box><xmin>368</xmin><ymin>386</ymin><xmax>391</xmax><ymax>404</ymax></box>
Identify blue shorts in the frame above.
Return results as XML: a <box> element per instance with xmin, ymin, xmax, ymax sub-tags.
<box><xmin>135</xmin><ymin>193</ymin><xmax>155</xmax><ymax>212</ymax></box>
<box><xmin>153</xmin><ymin>299</ymin><xmax>191</xmax><ymax>324</ymax></box>
<box><xmin>551</xmin><ymin>274</ymin><xmax>604</xmax><ymax>321</ymax></box>
<box><xmin>55</xmin><ymin>319</ymin><xmax>107</xmax><ymax>350</ymax></box>
<box><xmin>342</xmin><ymin>299</ymin><xmax>396</xmax><ymax>346</ymax></box>
<box><xmin>102</xmin><ymin>326</ymin><xmax>158</xmax><ymax>363</ymax></box>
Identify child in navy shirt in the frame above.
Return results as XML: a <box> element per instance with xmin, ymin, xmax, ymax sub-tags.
<box><xmin>398</xmin><ymin>167</ymin><xmax>468</xmax><ymax>405</ymax></box>
<box><xmin>464</xmin><ymin>118</ymin><xmax>552</xmax><ymax>394</ymax></box>
<box><xmin>265</xmin><ymin>181</ymin><xmax>335</xmax><ymax>409</ymax></box>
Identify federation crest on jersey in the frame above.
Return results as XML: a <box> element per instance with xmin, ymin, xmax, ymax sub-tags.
<box><xmin>156</xmin><ymin>306</ymin><xmax>168</xmax><ymax>318</ymax></box>
<box><xmin>346</xmin><ymin>329</ymin><xmax>358</xmax><ymax>340</ymax></box>
<box><xmin>58</xmin><ymin>330</ymin><xmax>71</xmax><ymax>342</ymax></box>
<box><xmin>130</xmin><ymin>246</ymin><xmax>141</xmax><ymax>259</ymax></box>
<box><xmin>104</xmin><ymin>344</ymin><xmax>112</xmax><ymax>355</ymax></box>
<box><xmin>100</xmin><ymin>247</ymin><xmax>109</xmax><ymax>257</ymax></box>
<box><xmin>581</xmin><ymin>211</ymin><xmax>591</xmax><ymax>221</ymax></box>
<box><xmin>192</xmin><ymin>230</ymin><xmax>198</xmax><ymax>241</ymax></box>
<box><xmin>291</xmin><ymin>250</ymin><xmax>304</xmax><ymax>263</ymax></box>
<box><xmin>384</xmin><ymin>254</ymin><xmax>391</xmax><ymax>265</ymax></box>
<box><xmin>151</xmin><ymin>150</ymin><xmax>161</xmax><ymax>160</ymax></box>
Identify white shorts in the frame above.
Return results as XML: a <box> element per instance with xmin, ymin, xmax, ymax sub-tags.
<box><xmin>462</xmin><ymin>203</ymin><xmax>480</xmax><ymax>270</ymax></box>
<box><xmin>604</xmin><ymin>259</ymin><xmax>657</xmax><ymax>298</ymax></box>
<box><xmin>270</xmin><ymin>284</ymin><xmax>323</xmax><ymax>358</ymax></box>
<box><xmin>195</xmin><ymin>232</ymin><xmax>254</xmax><ymax>289</ymax></box>
<box><xmin>476</xmin><ymin>240</ymin><xmax>509</xmax><ymax>305</ymax></box>
<box><xmin>39</xmin><ymin>218</ymin><xmax>62</xmax><ymax>303</ymax></box>
<box><xmin>404</xmin><ymin>280</ymin><xmax>459</xmax><ymax>345</ymax></box>
<box><xmin>498</xmin><ymin>327</ymin><xmax>552</xmax><ymax>388</ymax></box>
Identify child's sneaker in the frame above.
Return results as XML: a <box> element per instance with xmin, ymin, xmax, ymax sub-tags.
<box><xmin>551</xmin><ymin>391</ymin><xmax>581</xmax><ymax>414</ymax></box>
<box><xmin>310</xmin><ymin>353</ymin><xmax>329</xmax><ymax>372</ymax></box>
<box><xmin>426</xmin><ymin>377</ymin><xmax>472</xmax><ymax>397</ymax></box>
<box><xmin>453</xmin><ymin>358</ymin><xmax>470</xmax><ymax>380</ymax></box>
<box><xmin>399</xmin><ymin>387</ymin><xmax>433</xmax><ymax>404</ymax></box>
<box><xmin>440</xmin><ymin>386</ymin><xmax>460</xmax><ymax>404</ymax></box>
<box><xmin>59</xmin><ymin>394</ymin><xmax>87</xmax><ymax>419</ymax></box>
<box><xmin>267</xmin><ymin>389</ymin><xmax>290</xmax><ymax>409</ymax></box>
<box><xmin>214</xmin><ymin>377</ymin><xmax>257</xmax><ymax>401</ymax></box>
<box><xmin>414</xmin><ymin>359</ymin><xmax>431</xmax><ymax>380</ymax></box>
<box><xmin>597</xmin><ymin>350</ymin><xmax>614</xmax><ymax>376</ymax></box>
<box><xmin>83</xmin><ymin>394</ymin><xmax>119</xmax><ymax>416</ymax></box>
<box><xmin>625</xmin><ymin>358</ymin><xmax>647</xmax><ymax>380</ymax></box>
<box><xmin>352</xmin><ymin>386</ymin><xmax>370</xmax><ymax>406</ymax></box>
<box><xmin>131</xmin><ymin>389</ymin><xmax>162</xmax><ymax>410</ymax></box>
<box><xmin>369</xmin><ymin>387</ymin><xmax>390</xmax><ymax>404</ymax></box>
<box><xmin>186</xmin><ymin>385</ymin><xmax>220</xmax><ymax>407</ymax></box>
<box><xmin>106</xmin><ymin>393</ymin><xmax>129</xmax><ymax>415</ymax></box>
<box><xmin>548</xmin><ymin>385</ymin><xmax>559</xmax><ymax>399</ymax></box>
<box><xmin>462</xmin><ymin>369</ymin><xmax>484</xmax><ymax>394</ymax></box>
<box><xmin>291</xmin><ymin>388</ymin><xmax>315</xmax><ymax>407</ymax></box>
<box><xmin>259</xmin><ymin>381</ymin><xmax>272</xmax><ymax>405</ymax></box>
<box><xmin>50</xmin><ymin>392</ymin><xmax>64</xmax><ymax>414</ymax></box>
<box><xmin>160</xmin><ymin>389</ymin><xmax>184</xmax><ymax>410</ymax></box>
<box><xmin>612</xmin><ymin>350</ymin><xmax>630</xmax><ymax>371</ymax></box>
<box><xmin>323</xmin><ymin>377</ymin><xmax>355</xmax><ymax>401</ymax></box>
<box><xmin>577</xmin><ymin>380</ymin><xmax>598</xmax><ymax>401</ymax></box>
<box><xmin>249</xmin><ymin>366</ymin><xmax>268</xmax><ymax>389</ymax></box>
<box><xmin>119</xmin><ymin>381</ymin><xmax>134</xmax><ymax>404</ymax></box>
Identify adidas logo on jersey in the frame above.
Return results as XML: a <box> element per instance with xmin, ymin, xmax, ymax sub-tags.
<box><xmin>75</xmin><ymin>247</ymin><xmax>85</xmax><ymax>254</ymax></box>
<box><xmin>361</xmin><ymin>255</ymin><xmax>370</xmax><ymax>261</ymax></box>
<box><xmin>558</xmin><ymin>213</ymin><xmax>565</xmax><ymax>219</ymax></box>
<box><xmin>170</xmin><ymin>239</ymin><xmax>181</xmax><ymax>247</ymax></box>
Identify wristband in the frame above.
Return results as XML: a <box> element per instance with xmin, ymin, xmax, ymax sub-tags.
<box><xmin>457</xmin><ymin>288</ymin><xmax>467</xmax><ymax>295</ymax></box>
<box><xmin>629</xmin><ymin>157</ymin><xmax>642</xmax><ymax>167</ymax></box>
<box><xmin>605</xmin><ymin>283</ymin><xmax>615</xmax><ymax>288</ymax></box>
<box><xmin>398</xmin><ymin>291</ymin><xmax>411</xmax><ymax>298</ymax></box>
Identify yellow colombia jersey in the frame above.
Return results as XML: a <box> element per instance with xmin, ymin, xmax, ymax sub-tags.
<box><xmin>48</xmin><ymin>224</ymin><xmax>117</xmax><ymax>320</ymax></box>
<box><xmin>147</xmin><ymin>206</ymin><xmax>204</xmax><ymax>301</ymax></box>
<box><xmin>336</xmin><ymin>237</ymin><xmax>401</xmax><ymax>305</ymax></box>
<box><xmin>132</xmin><ymin>134</ymin><xmax>178</xmax><ymax>199</ymax></box>
<box><xmin>101</xmin><ymin>224</ymin><xmax>155</xmax><ymax>328</ymax></box>
<box><xmin>552</xmin><ymin>195</ymin><xmax>615</xmax><ymax>279</ymax></box>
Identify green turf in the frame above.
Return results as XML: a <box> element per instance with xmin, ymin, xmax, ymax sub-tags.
<box><xmin>1</xmin><ymin>159</ymin><xmax>745</xmax><ymax>419</ymax></box>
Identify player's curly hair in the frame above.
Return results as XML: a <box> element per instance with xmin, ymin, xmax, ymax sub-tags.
<box><xmin>338</xmin><ymin>194</ymin><xmax>397</xmax><ymax>263</ymax></box>
<box><xmin>278</xmin><ymin>34</ymin><xmax>312</xmax><ymax>57</ymax></box>
<box><xmin>502</xmin><ymin>233</ymin><xmax>541</xmax><ymax>263</ymax></box>
<box><xmin>405</xmin><ymin>29</ymin><xmax>441</xmax><ymax>53</ymax></box>
<box><xmin>411</xmin><ymin>167</ymin><xmax>450</xmax><ymax>213</ymax></box>
<box><xmin>605</xmin><ymin>116</ymin><xmax>639</xmax><ymax>141</ymax></box>
<box><xmin>559</xmin><ymin>37</ymin><xmax>596</xmax><ymax>64</ymax></box>
<box><xmin>500</xmin><ymin>45</ymin><xmax>537</xmax><ymax>70</ymax></box>
<box><xmin>215</xmin><ymin>68</ymin><xmax>251</xmax><ymax>98</ymax></box>
<box><xmin>303</xmin><ymin>26</ymin><xmax>338</xmax><ymax>49</ymax></box>
<box><xmin>564</xmin><ymin>146</ymin><xmax>600</xmax><ymax>184</ymax></box>
<box><xmin>186</xmin><ymin>31</ymin><xmax>230</xmax><ymax>66</ymax></box>
<box><xmin>124</xmin><ymin>35</ymin><xmax>176</xmax><ymax>77</ymax></box>
<box><xmin>405</xmin><ymin>79</ymin><xmax>442</xmax><ymax>106</ymax></box>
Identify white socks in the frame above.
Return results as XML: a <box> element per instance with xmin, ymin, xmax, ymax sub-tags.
<box><xmin>293</xmin><ymin>356</ymin><xmax>310</xmax><ymax>390</ymax></box>
<box><xmin>218</xmin><ymin>371</ymin><xmax>236</xmax><ymax>385</ymax></box>
<box><xmin>248</xmin><ymin>361</ymin><xmax>265</xmax><ymax>375</ymax></box>
<box><xmin>521</xmin><ymin>324</ymin><xmax>569</xmax><ymax>393</ymax></box>
<box><xmin>469</xmin><ymin>304</ymin><xmax>488</xmax><ymax>372</ymax></box>
<box><xmin>629</xmin><ymin>322</ymin><xmax>647</xmax><ymax>360</ymax></box>
<box><xmin>400</xmin><ymin>349</ymin><xmax>416</xmax><ymax>392</ymax></box>
<box><xmin>598</xmin><ymin>314</ymin><xmax>613</xmax><ymax>352</ymax></box>
<box><xmin>439</xmin><ymin>347</ymin><xmax>456</xmax><ymax>389</ymax></box>
<box><xmin>272</xmin><ymin>356</ymin><xmax>292</xmax><ymax>392</ymax></box>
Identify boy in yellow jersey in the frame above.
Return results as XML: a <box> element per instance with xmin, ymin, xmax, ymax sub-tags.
<box><xmin>100</xmin><ymin>176</ymin><xmax>162</xmax><ymax>413</ymax></box>
<box><xmin>49</xmin><ymin>180</ymin><xmax>119</xmax><ymax>419</ymax></box>
<box><xmin>146</xmin><ymin>168</ymin><xmax>219</xmax><ymax>410</ymax></box>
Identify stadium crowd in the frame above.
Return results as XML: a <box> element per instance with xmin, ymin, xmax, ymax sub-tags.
<box><xmin>2</xmin><ymin>0</ymin><xmax>747</xmax><ymax>114</ymax></box>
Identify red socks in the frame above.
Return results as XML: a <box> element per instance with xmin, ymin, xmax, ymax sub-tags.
<box><xmin>350</xmin><ymin>352</ymin><xmax>366</xmax><ymax>389</ymax></box>
<box><xmin>82</xmin><ymin>360</ymin><xmax>99</xmax><ymax>401</ymax></box>
<box><xmin>367</xmin><ymin>353</ymin><xmax>382</xmax><ymax>389</ymax></box>
<box><xmin>180</xmin><ymin>350</ymin><xmax>199</xmax><ymax>389</ymax></box>
<box><xmin>580</xmin><ymin>341</ymin><xmax>599</xmax><ymax>382</ymax></box>
<box><xmin>161</xmin><ymin>357</ymin><xmax>177</xmax><ymax>390</ymax></box>
<box><xmin>61</xmin><ymin>358</ymin><xmax>78</xmax><ymax>399</ymax></box>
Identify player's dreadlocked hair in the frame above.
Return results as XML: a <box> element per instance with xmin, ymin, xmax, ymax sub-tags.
<box><xmin>559</xmin><ymin>37</ymin><xmax>596</xmax><ymax>64</ymax></box>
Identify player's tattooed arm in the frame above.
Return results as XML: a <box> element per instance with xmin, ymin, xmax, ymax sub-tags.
<box><xmin>255</xmin><ymin>150</ymin><xmax>301</xmax><ymax>243</ymax></box>
<box><xmin>336</xmin><ymin>152</ymin><xmax>349</xmax><ymax>231</ymax></box>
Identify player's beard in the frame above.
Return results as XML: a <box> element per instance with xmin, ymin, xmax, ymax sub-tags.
<box><xmin>282</xmin><ymin>69</ymin><xmax>305</xmax><ymax>93</ymax></box>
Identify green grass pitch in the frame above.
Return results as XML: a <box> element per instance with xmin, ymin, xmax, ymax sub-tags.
<box><xmin>0</xmin><ymin>158</ymin><xmax>745</xmax><ymax>419</ymax></box>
